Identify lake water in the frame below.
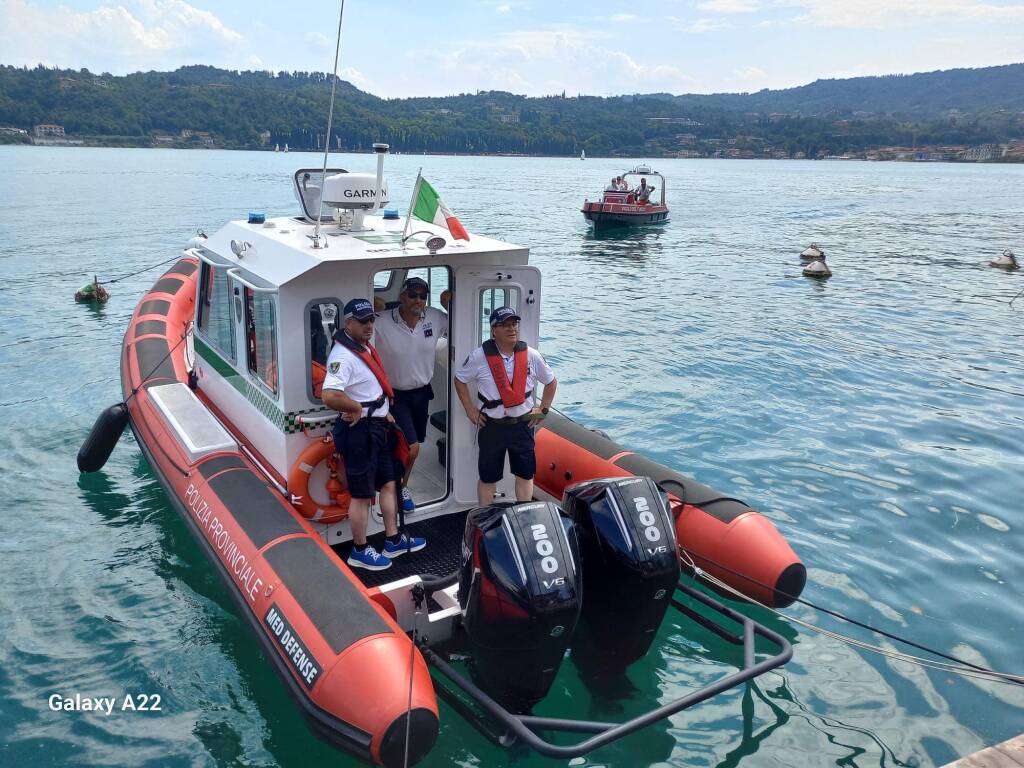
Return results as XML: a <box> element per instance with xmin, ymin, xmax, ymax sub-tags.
<box><xmin>1</xmin><ymin>146</ymin><xmax>1022</xmax><ymax>767</ymax></box>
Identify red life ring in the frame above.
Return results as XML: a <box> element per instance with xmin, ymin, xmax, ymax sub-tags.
<box><xmin>288</xmin><ymin>435</ymin><xmax>351</xmax><ymax>524</ymax></box>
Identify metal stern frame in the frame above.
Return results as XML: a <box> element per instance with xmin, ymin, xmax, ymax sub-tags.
<box><xmin>420</xmin><ymin>578</ymin><xmax>792</xmax><ymax>759</ymax></box>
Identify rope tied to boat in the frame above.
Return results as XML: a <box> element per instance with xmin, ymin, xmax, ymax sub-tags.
<box><xmin>677</xmin><ymin>545</ymin><xmax>1024</xmax><ymax>687</ymax></box>
<box><xmin>404</xmin><ymin>584</ymin><xmax>425</xmax><ymax>768</ymax></box>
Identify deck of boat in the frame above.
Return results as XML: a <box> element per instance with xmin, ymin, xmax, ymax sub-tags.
<box><xmin>941</xmin><ymin>735</ymin><xmax>1024</xmax><ymax>768</ymax></box>
<box><xmin>335</xmin><ymin>508</ymin><xmax>469</xmax><ymax>589</ymax></box>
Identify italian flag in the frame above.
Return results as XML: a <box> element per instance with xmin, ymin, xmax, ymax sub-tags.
<box><xmin>412</xmin><ymin>176</ymin><xmax>470</xmax><ymax>240</ymax></box>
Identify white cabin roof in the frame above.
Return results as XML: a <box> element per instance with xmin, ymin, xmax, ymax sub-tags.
<box><xmin>200</xmin><ymin>213</ymin><xmax>528</xmax><ymax>288</ymax></box>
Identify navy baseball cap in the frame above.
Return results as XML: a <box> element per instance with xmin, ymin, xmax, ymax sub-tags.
<box><xmin>402</xmin><ymin>276</ymin><xmax>428</xmax><ymax>293</ymax></box>
<box><xmin>344</xmin><ymin>298</ymin><xmax>377</xmax><ymax>321</ymax></box>
<box><xmin>489</xmin><ymin>306</ymin><xmax>521</xmax><ymax>327</ymax></box>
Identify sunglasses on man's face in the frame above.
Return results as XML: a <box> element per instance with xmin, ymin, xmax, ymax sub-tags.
<box><xmin>495</xmin><ymin>320</ymin><xmax>520</xmax><ymax>329</ymax></box>
<box><xmin>405</xmin><ymin>291</ymin><xmax>428</xmax><ymax>300</ymax></box>
<box><xmin>354</xmin><ymin>316</ymin><xmax>376</xmax><ymax>324</ymax></box>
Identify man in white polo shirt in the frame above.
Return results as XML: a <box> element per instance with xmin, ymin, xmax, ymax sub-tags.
<box><xmin>454</xmin><ymin>306</ymin><xmax>557</xmax><ymax>506</ymax></box>
<box><xmin>322</xmin><ymin>298</ymin><xmax>426</xmax><ymax>571</ymax></box>
<box><xmin>372</xmin><ymin>277</ymin><xmax>449</xmax><ymax>513</ymax></box>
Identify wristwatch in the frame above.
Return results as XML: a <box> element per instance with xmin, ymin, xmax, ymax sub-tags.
<box><xmin>540</xmin><ymin>407</ymin><xmax>549</xmax><ymax>415</ymax></box>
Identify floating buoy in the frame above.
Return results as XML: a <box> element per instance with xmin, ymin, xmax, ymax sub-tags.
<box><xmin>803</xmin><ymin>260</ymin><xmax>832</xmax><ymax>278</ymax></box>
<box><xmin>990</xmin><ymin>249</ymin><xmax>1019</xmax><ymax>270</ymax></box>
<box><xmin>75</xmin><ymin>276</ymin><xmax>110</xmax><ymax>303</ymax></box>
<box><xmin>800</xmin><ymin>244</ymin><xmax>825</xmax><ymax>261</ymax></box>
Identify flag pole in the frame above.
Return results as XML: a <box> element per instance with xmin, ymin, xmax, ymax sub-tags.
<box><xmin>402</xmin><ymin>167</ymin><xmax>422</xmax><ymax>244</ymax></box>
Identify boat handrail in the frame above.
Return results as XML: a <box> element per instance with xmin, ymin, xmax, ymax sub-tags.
<box><xmin>296</xmin><ymin>412</ymin><xmax>337</xmax><ymax>436</ymax></box>
<box><xmin>185</xmin><ymin>246</ymin><xmax>232</xmax><ymax>268</ymax></box>
<box><xmin>226</xmin><ymin>267</ymin><xmax>277</xmax><ymax>294</ymax></box>
<box><xmin>185</xmin><ymin>247</ymin><xmax>278</xmax><ymax>293</ymax></box>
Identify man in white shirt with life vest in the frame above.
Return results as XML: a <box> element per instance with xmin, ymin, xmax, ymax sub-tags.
<box><xmin>322</xmin><ymin>298</ymin><xmax>426</xmax><ymax>572</ymax></box>
<box><xmin>372</xmin><ymin>277</ymin><xmax>448</xmax><ymax>513</ymax></box>
<box><xmin>454</xmin><ymin>306</ymin><xmax>557</xmax><ymax>506</ymax></box>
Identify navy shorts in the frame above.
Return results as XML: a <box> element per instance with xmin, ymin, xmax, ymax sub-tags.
<box><xmin>478</xmin><ymin>420</ymin><xmax>536</xmax><ymax>483</ymax></box>
<box><xmin>332</xmin><ymin>418</ymin><xmax>400</xmax><ymax>500</ymax></box>
<box><xmin>392</xmin><ymin>384</ymin><xmax>433</xmax><ymax>444</ymax></box>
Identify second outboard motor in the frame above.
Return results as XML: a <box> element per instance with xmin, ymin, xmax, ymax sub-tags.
<box><xmin>458</xmin><ymin>501</ymin><xmax>581</xmax><ymax>712</ymax></box>
<box><xmin>563</xmin><ymin>477</ymin><xmax>679</xmax><ymax>672</ymax></box>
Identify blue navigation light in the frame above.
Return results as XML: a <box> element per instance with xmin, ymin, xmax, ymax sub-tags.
<box><xmin>248</xmin><ymin>212</ymin><xmax>266</xmax><ymax>224</ymax></box>
<box><xmin>383</xmin><ymin>209</ymin><xmax>400</xmax><ymax>220</ymax></box>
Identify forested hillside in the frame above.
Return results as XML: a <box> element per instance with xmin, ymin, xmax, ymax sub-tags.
<box><xmin>2</xmin><ymin>63</ymin><xmax>1022</xmax><ymax>158</ymax></box>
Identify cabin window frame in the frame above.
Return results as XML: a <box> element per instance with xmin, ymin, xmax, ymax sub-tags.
<box><xmin>305</xmin><ymin>297</ymin><xmax>343</xmax><ymax>404</ymax></box>
<box><xmin>477</xmin><ymin>285</ymin><xmax>521</xmax><ymax>346</ymax></box>
<box><xmin>243</xmin><ymin>287</ymin><xmax>281</xmax><ymax>398</ymax></box>
<box><xmin>195</xmin><ymin>262</ymin><xmax>237</xmax><ymax>363</ymax></box>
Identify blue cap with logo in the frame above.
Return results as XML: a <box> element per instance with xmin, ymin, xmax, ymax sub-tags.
<box><xmin>489</xmin><ymin>306</ymin><xmax>521</xmax><ymax>327</ymax></box>
<box><xmin>344</xmin><ymin>298</ymin><xmax>377</xmax><ymax>321</ymax></box>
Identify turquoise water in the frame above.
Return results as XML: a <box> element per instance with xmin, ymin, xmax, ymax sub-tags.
<box><xmin>1</xmin><ymin>146</ymin><xmax>1022</xmax><ymax>767</ymax></box>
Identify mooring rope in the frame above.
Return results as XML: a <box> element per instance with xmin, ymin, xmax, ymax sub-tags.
<box><xmin>677</xmin><ymin>547</ymin><xmax>1024</xmax><ymax>687</ymax></box>
<box><xmin>403</xmin><ymin>590</ymin><xmax>422</xmax><ymax>768</ymax></box>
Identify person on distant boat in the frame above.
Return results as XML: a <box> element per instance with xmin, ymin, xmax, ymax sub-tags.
<box><xmin>604</xmin><ymin>177</ymin><xmax>618</xmax><ymax>192</ymax></box>
<box><xmin>454</xmin><ymin>306</ymin><xmax>557</xmax><ymax>506</ymax></box>
<box><xmin>636</xmin><ymin>178</ymin><xmax>652</xmax><ymax>203</ymax></box>
<box><xmin>372</xmin><ymin>277</ymin><xmax>449</xmax><ymax>513</ymax></box>
<box><xmin>615</xmin><ymin>176</ymin><xmax>629</xmax><ymax>191</ymax></box>
<box><xmin>322</xmin><ymin>298</ymin><xmax>427</xmax><ymax>571</ymax></box>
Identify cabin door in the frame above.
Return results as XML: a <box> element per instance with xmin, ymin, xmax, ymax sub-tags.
<box><xmin>450</xmin><ymin>265</ymin><xmax>542</xmax><ymax>505</ymax></box>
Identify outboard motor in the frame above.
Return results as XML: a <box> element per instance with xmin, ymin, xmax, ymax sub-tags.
<box><xmin>458</xmin><ymin>501</ymin><xmax>581</xmax><ymax>712</ymax></box>
<box><xmin>563</xmin><ymin>477</ymin><xmax>679</xmax><ymax>672</ymax></box>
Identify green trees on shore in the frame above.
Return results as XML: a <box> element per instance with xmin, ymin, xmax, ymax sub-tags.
<box><xmin>2</xmin><ymin>63</ymin><xmax>1022</xmax><ymax>158</ymax></box>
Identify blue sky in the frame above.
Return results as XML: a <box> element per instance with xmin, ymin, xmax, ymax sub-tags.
<box><xmin>2</xmin><ymin>0</ymin><xmax>1023</xmax><ymax>97</ymax></box>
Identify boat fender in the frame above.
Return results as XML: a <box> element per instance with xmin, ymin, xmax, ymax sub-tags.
<box><xmin>77</xmin><ymin>403</ymin><xmax>129</xmax><ymax>472</ymax></box>
<box><xmin>288</xmin><ymin>436</ymin><xmax>352</xmax><ymax>524</ymax></box>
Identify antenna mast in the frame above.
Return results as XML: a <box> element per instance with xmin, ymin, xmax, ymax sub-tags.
<box><xmin>312</xmin><ymin>0</ymin><xmax>347</xmax><ymax>249</ymax></box>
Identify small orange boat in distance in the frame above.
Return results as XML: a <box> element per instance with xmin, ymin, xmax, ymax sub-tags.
<box><xmin>582</xmin><ymin>164</ymin><xmax>670</xmax><ymax>230</ymax></box>
<box><xmin>79</xmin><ymin>145</ymin><xmax>803</xmax><ymax>766</ymax></box>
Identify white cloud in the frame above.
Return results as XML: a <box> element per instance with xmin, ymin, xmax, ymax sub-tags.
<box><xmin>0</xmin><ymin>0</ymin><xmax>244</xmax><ymax>71</ymax></box>
<box><xmin>735</xmin><ymin>65</ymin><xmax>767</xmax><ymax>79</ymax></box>
<box><xmin>405</xmin><ymin>27</ymin><xmax>696</xmax><ymax>96</ymax></box>
<box><xmin>665</xmin><ymin>15</ymin><xmax>730</xmax><ymax>32</ymax></box>
<box><xmin>481</xmin><ymin>0</ymin><xmax>529</xmax><ymax>12</ymax></box>
<box><xmin>782</xmin><ymin>0</ymin><xmax>1024</xmax><ymax>29</ymax></box>
<box><xmin>698</xmin><ymin>0</ymin><xmax>761</xmax><ymax>13</ymax></box>
<box><xmin>304</xmin><ymin>32</ymin><xmax>331</xmax><ymax>49</ymax></box>
<box><xmin>338</xmin><ymin>66</ymin><xmax>373</xmax><ymax>91</ymax></box>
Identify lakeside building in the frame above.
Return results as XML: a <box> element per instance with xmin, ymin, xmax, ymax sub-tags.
<box><xmin>33</xmin><ymin>124</ymin><xmax>65</xmax><ymax>137</ymax></box>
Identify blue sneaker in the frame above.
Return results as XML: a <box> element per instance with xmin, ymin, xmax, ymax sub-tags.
<box><xmin>382</xmin><ymin>534</ymin><xmax>426</xmax><ymax>558</ymax></box>
<box><xmin>347</xmin><ymin>545</ymin><xmax>392</xmax><ymax>571</ymax></box>
<box><xmin>401</xmin><ymin>487</ymin><xmax>416</xmax><ymax>513</ymax></box>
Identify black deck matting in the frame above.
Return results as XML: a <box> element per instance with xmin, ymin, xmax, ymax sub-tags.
<box><xmin>335</xmin><ymin>510</ymin><xmax>470</xmax><ymax>588</ymax></box>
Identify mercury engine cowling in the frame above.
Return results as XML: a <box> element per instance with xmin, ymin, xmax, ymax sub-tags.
<box><xmin>563</xmin><ymin>476</ymin><xmax>679</xmax><ymax>671</ymax></box>
<box><xmin>458</xmin><ymin>501</ymin><xmax>581</xmax><ymax>712</ymax></box>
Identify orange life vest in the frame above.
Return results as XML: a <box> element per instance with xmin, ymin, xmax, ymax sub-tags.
<box><xmin>482</xmin><ymin>339</ymin><xmax>528</xmax><ymax>409</ymax></box>
<box><xmin>332</xmin><ymin>331</ymin><xmax>395</xmax><ymax>402</ymax></box>
<box><xmin>330</xmin><ymin>331</ymin><xmax>409</xmax><ymax>466</ymax></box>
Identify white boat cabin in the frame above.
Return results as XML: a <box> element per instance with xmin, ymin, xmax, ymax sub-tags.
<box><xmin>186</xmin><ymin>155</ymin><xmax>542</xmax><ymax>545</ymax></box>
